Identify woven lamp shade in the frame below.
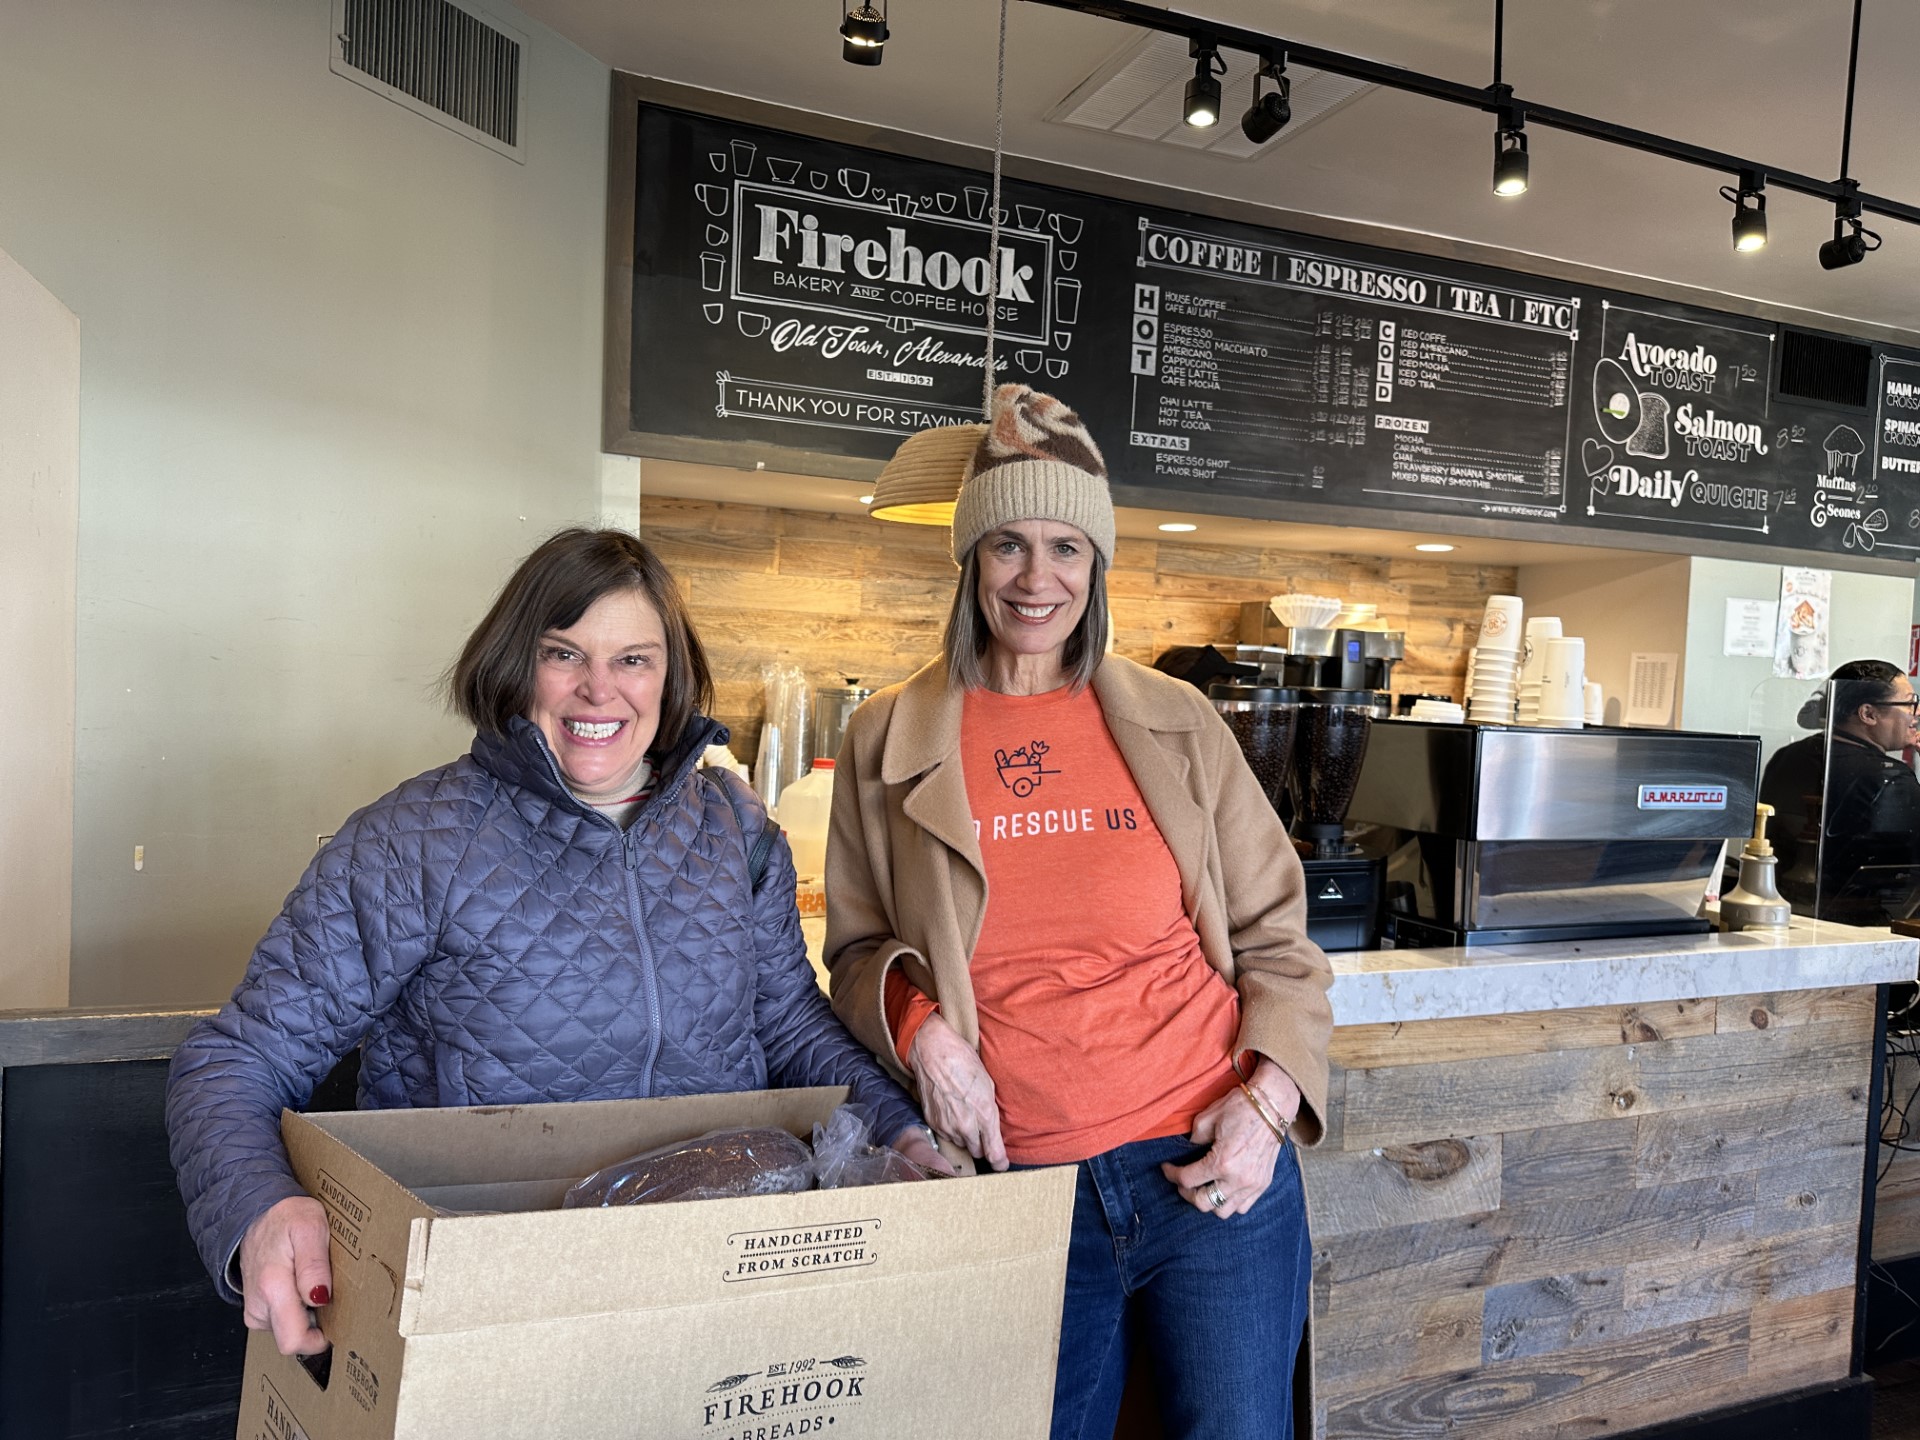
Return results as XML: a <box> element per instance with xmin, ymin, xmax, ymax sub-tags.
<box><xmin>868</xmin><ymin>423</ymin><xmax>987</xmax><ymax>525</ymax></box>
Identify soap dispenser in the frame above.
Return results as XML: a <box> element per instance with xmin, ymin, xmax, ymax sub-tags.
<box><xmin>1720</xmin><ymin>802</ymin><xmax>1793</xmax><ymax>934</ymax></box>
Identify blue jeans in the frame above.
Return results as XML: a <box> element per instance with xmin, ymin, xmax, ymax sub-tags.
<box><xmin>1036</xmin><ymin>1133</ymin><xmax>1312</xmax><ymax>1440</ymax></box>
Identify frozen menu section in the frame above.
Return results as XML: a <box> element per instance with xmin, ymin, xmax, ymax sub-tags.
<box><xmin>1125</xmin><ymin>219</ymin><xmax>1576</xmax><ymax>520</ymax></box>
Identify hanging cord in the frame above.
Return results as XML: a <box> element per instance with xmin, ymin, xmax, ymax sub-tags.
<box><xmin>983</xmin><ymin>0</ymin><xmax>1009</xmax><ymax>416</ymax></box>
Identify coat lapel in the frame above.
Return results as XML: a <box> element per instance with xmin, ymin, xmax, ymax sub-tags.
<box><xmin>881</xmin><ymin>663</ymin><xmax>988</xmax><ymax>952</ymax></box>
<box><xmin>1095</xmin><ymin>660</ymin><xmax>1211</xmax><ymax>914</ymax></box>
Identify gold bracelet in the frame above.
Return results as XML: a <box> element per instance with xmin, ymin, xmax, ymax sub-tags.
<box><xmin>1239</xmin><ymin>1081</ymin><xmax>1291</xmax><ymax>1146</ymax></box>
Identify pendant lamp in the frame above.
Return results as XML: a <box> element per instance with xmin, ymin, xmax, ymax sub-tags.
<box><xmin>867</xmin><ymin>422</ymin><xmax>989</xmax><ymax>525</ymax></box>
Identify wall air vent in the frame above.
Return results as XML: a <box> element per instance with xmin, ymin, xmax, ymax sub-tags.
<box><xmin>1777</xmin><ymin>329</ymin><xmax>1873</xmax><ymax>410</ymax></box>
<box><xmin>1047</xmin><ymin>28</ymin><xmax>1373</xmax><ymax>159</ymax></box>
<box><xmin>331</xmin><ymin>0</ymin><xmax>524</xmax><ymax>161</ymax></box>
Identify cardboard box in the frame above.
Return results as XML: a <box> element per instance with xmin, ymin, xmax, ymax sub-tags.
<box><xmin>235</xmin><ymin>1089</ymin><xmax>1074</xmax><ymax>1440</ymax></box>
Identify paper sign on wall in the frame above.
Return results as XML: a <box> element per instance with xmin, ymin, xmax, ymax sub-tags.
<box><xmin>1723</xmin><ymin>599</ymin><xmax>1777</xmax><ymax>658</ymax></box>
<box><xmin>1773</xmin><ymin>567</ymin><xmax>1832</xmax><ymax>679</ymax></box>
<box><xmin>1625</xmin><ymin>652</ymin><xmax>1679</xmax><ymax>727</ymax></box>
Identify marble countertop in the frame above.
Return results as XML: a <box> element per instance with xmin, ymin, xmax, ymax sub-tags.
<box><xmin>1328</xmin><ymin>919</ymin><xmax>1918</xmax><ymax>1026</ymax></box>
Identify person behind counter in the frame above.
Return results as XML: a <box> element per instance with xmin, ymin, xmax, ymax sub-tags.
<box><xmin>825</xmin><ymin>386</ymin><xmax>1334</xmax><ymax>1439</ymax></box>
<box><xmin>1760</xmin><ymin>657</ymin><xmax>1920</xmax><ymax>925</ymax></box>
<box><xmin>167</xmin><ymin>529</ymin><xmax>942</xmax><ymax>1358</ymax></box>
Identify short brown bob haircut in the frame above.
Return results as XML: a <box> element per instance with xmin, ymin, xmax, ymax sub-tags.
<box><xmin>943</xmin><ymin>537</ymin><xmax>1109</xmax><ymax>693</ymax></box>
<box><xmin>449</xmin><ymin>528</ymin><xmax>713</xmax><ymax>749</ymax></box>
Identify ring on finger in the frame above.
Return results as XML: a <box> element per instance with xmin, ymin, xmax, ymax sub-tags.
<box><xmin>1206</xmin><ymin>1181</ymin><xmax>1226</xmax><ymax>1209</ymax></box>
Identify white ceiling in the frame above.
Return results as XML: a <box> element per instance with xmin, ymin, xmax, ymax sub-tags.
<box><xmin>524</xmin><ymin>0</ymin><xmax>1920</xmax><ymax>338</ymax></box>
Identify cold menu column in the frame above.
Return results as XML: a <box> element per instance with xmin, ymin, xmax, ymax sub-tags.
<box><xmin>1124</xmin><ymin>219</ymin><xmax>1578</xmax><ymax>521</ymax></box>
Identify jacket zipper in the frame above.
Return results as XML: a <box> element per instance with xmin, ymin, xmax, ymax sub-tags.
<box><xmin>626</xmin><ymin>828</ymin><xmax>666</xmax><ymax>1095</ymax></box>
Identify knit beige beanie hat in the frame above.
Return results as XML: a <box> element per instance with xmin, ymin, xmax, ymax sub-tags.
<box><xmin>950</xmin><ymin>384</ymin><xmax>1116</xmax><ymax>565</ymax></box>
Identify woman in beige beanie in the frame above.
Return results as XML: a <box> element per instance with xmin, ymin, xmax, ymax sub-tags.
<box><xmin>827</xmin><ymin>384</ymin><xmax>1332</xmax><ymax>1437</ymax></box>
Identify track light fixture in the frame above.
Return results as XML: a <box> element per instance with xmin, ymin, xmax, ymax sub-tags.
<box><xmin>1721</xmin><ymin>173</ymin><xmax>1768</xmax><ymax>253</ymax></box>
<box><xmin>1240</xmin><ymin>55</ymin><xmax>1292</xmax><ymax>144</ymax></box>
<box><xmin>1492</xmin><ymin>122</ymin><xmax>1528</xmax><ymax>197</ymax></box>
<box><xmin>1819</xmin><ymin>205</ymin><xmax>1881</xmax><ymax>270</ymax></box>
<box><xmin>840</xmin><ymin>0</ymin><xmax>888</xmax><ymax>65</ymax></box>
<box><xmin>1184</xmin><ymin>40</ymin><xmax>1224</xmax><ymax>128</ymax></box>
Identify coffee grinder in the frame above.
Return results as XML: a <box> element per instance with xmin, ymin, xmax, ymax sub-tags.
<box><xmin>1208</xmin><ymin>680</ymin><xmax>1383</xmax><ymax>952</ymax></box>
<box><xmin>1290</xmin><ymin>691</ymin><xmax>1385</xmax><ymax>951</ymax></box>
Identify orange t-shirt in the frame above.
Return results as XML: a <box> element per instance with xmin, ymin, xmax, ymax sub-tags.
<box><xmin>886</xmin><ymin>683</ymin><xmax>1241</xmax><ymax>1165</ymax></box>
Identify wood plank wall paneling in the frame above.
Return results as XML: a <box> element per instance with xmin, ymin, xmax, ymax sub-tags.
<box><xmin>1301</xmin><ymin>988</ymin><xmax>1874</xmax><ymax>1439</ymax></box>
<box><xmin>640</xmin><ymin>496</ymin><xmax>1517</xmax><ymax>764</ymax></box>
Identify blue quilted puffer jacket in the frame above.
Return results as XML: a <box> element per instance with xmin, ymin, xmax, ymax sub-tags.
<box><xmin>167</xmin><ymin>714</ymin><xmax>920</xmax><ymax>1302</ymax></box>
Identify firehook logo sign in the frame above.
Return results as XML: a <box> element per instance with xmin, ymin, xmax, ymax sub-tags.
<box><xmin>1636</xmin><ymin>784</ymin><xmax>1728</xmax><ymax>810</ymax></box>
<box><xmin>700</xmin><ymin>1354</ymin><xmax>870</xmax><ymax>1436</ymax></box>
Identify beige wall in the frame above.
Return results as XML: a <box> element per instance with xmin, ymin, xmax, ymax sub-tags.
<box><xmin>0</xmin><ymin>3</ymin><xmax>611</xmax><ymax>1005</ymax></box>
<box><xmin>0</xmin><ymin>247</ymin><xmax>78</xmax><ymax>1006</ymax></box>
<box><xmin>1515</xmin><ymin>556</ymin><xmax>1693</xmax><ymax>726</ymax></box>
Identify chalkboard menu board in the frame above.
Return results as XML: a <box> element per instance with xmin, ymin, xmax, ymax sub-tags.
<box><xmin>620</xmin><ymin>99</ymin><xmax>1920</xmax><ymax>562</ymax></box>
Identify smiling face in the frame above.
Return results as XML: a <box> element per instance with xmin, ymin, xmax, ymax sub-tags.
<box><xmin>973</xmin><ymin>520</ymin><xmax>1094</xmax><ymax>682</ymax></box>
<box><xmin>527</xmin><ymin>588</ymin><xmax>668</xmax><ymax>802</ymax></box>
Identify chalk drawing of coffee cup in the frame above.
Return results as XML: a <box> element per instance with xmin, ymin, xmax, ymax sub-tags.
<box><xmin>708</xmin><ymin>152</ymin><xmax>728</xmax><ymax>174</ymax></box>
<box><xmin>889</xmin><ymin>316</ymin><xmax>913</xmax><ymax>334</ymax></box>
<box><xmin>933</xmin><ymin>192</ymin><xmax>956</xmax><ymax>214</ymax></box>
<box><xmin>736</xmin><ymin>311</ymin><xmax>771</xmax><ymax>338</ymax></box>
<box><xmin>809</xmin><ymin>171</ymin><xmax>830</xmax><ymax>190</ymax></box>
<box><xmin>706</xmin><ymin>225</ymin><xmax>730</xmax><ymax>248</ymax></box>
<box><xmin>1054</xmin><ymin>330</ymin><xmax>1072</xmax><ymax>351</ymax></box>
<box><xmin>964</xmin><ymin>187</ymin><xmax>988</xmax><ymax>221</ymax></box>
<box><xmin>1046</xmin><ymin>358</ymin><xmax>1069</xmax><ymax>380</ymax></box>
<box><xmin>1015</xmin><ymin>205</ymin><xmax>1044</xmax><ymax>231</ymax></box>
<box><xmin>1054</xmin><ymin>277</ymin><xmax>1082</xmax><ymax>326</ymax></box>
<box><xmin>766</xmin><ymin>157</ymin><xmax>803</xmax><ymax>185</ymax></box>
<box><xmin>993</xmin><ymin>207</ymin><xmax>1009</xmax><ymax>225</ymax></box>
<box><xmin>889</xmin><ymin>195</ymin><xmax>919</xmax><ymax>217</ymax></box>
<box><xmin>695</xmin><ymin>184</ymin><xmax>729</xmax><ymax>217</ymax></box>
<box><xmin>700</xmin><ymin>253</ymin><xmax>726</xmax><ymax>292</ymax></box>
<box><xmin>1050</xmin><ymin>214</ymin><xmax>1084</xmax><ymax>244</ymax></box>
<box><xmin>1016</xmin><ymin>349</ymin><xmax>1044</xmax><ymax>375</ymax></box>
<box><xmin>1057</xmin><ymin>250</ymin><xmax>1078</xmax><ymax>272</ymax></box>
<box><xmin>838</xmin><ymin>168</ymin><xmax>870</xmax><ymax>198</ymax></box>
<box><xmin>730</xmin><ymin>140</ymin><xmax>757</xmax><ymax>176</ymax></box>
<box><xmin>703</xmin><ymin>303</ymin><xmax>725</xmax><ymax>325</ymax></box>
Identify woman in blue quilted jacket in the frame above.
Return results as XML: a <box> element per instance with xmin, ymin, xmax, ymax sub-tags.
<box><xmin>166</xmin><ymin>528</ymin><xmax>942</xmax><ymax>1357</ymax></box>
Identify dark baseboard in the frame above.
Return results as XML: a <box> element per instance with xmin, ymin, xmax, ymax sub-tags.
<box><xmin>1615</xmin><ymin>1376</ymin><xmax>1871</xmax><ymax>1440</ymax></box>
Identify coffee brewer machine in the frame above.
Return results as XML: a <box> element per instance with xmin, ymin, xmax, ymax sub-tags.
<box><xmin>1209</xmin><ymin>681</ymin><xmax>1385</xmax><ymax>951</ymax></box>
<box><xmin>1347</xmin><ymin>721</ymin><xmax>1761</xmax><ymax>946</ymax></box>
<box><xmin>1236</xmin><ymin>602</ymin><xmax>1403</xmax><ymax>716</ymax></box>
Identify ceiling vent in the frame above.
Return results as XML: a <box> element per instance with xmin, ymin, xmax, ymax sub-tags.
<box><xmin>331</xmin><ymin>0</ymin><xmax>525</xmax><ymax>161</ymax></box>
<box><xmin>1777</xmin><ymin>329</ymin><xmax>1873</xmax><ymax>410</ymax></box>
<box><xmin>1047</xmin><ymin>29</ymin><xmax>1373</xmax><ymax>159</ymax></box>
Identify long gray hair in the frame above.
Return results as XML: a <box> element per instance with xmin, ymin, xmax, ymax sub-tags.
<box><xmin>942</xmin><ymin>541</ymin><xmax>1109</xmax><ymax>692</ymax></box>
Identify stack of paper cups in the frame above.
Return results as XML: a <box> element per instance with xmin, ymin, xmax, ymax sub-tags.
<box><xmin>1584</xmin><ymin>680</ymin><xmax>1605</xmax><ymax>726</ymax></box>
<box><xmin>1516</xmin><ymin>616</ymin><xmax>1562</xmax><ymax>725</ymax></box>
<box><xmin>1468</xmin><ymin>596</ymin><xmax>1523</xmax><ymax>722</ymax></box>
<box><xmin>1537</xmin><ymin>637</ymin><xmax>1587</xmax><ymax>728</ymax></box>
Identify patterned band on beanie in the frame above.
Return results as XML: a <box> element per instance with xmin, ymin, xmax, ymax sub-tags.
<box><xmin>950</xmin><ymin>384</ymin><xmax>1117</xmax><ymax>565</ymax></box>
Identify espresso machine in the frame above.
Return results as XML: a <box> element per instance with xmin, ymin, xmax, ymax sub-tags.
<box><xmin>1209</xmin><ymin>680</ymin><xmax>1385</xmax><ymax>951</ymax></box>
<box><xmin>1347</xmin><ymin>721</ymin><xmax>1761</xmax><ymax>947</ymax></box>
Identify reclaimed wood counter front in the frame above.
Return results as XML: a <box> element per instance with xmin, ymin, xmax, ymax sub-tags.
<box><xmin>1297</xmin><ymin>923</ymin><xmax>1915</xmax><ymax>1440</ymax></box>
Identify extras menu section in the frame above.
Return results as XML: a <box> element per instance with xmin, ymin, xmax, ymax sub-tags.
<box><xmin>620</xmin><ymin>100</ymin><xmax>1919</xmax><ymax>560</ymax></box>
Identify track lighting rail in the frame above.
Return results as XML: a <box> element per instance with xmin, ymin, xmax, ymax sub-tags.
<box><xmin>1018</xmin><ymin>0</ymin><xmax>1920</xmax><ymax>231</ymax></box>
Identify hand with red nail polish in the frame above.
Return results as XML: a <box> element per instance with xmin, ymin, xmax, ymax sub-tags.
<box><xmin>239</xmin><ymin>1196</ymin><xmax>333</xmax><ymax>1356</ymax></box>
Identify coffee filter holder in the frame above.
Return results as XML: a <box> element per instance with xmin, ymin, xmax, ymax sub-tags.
<box><xmin>1270</xmin><ymin>594</ymin><xmax>1342</xmax><ymax>630</ymax></box>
